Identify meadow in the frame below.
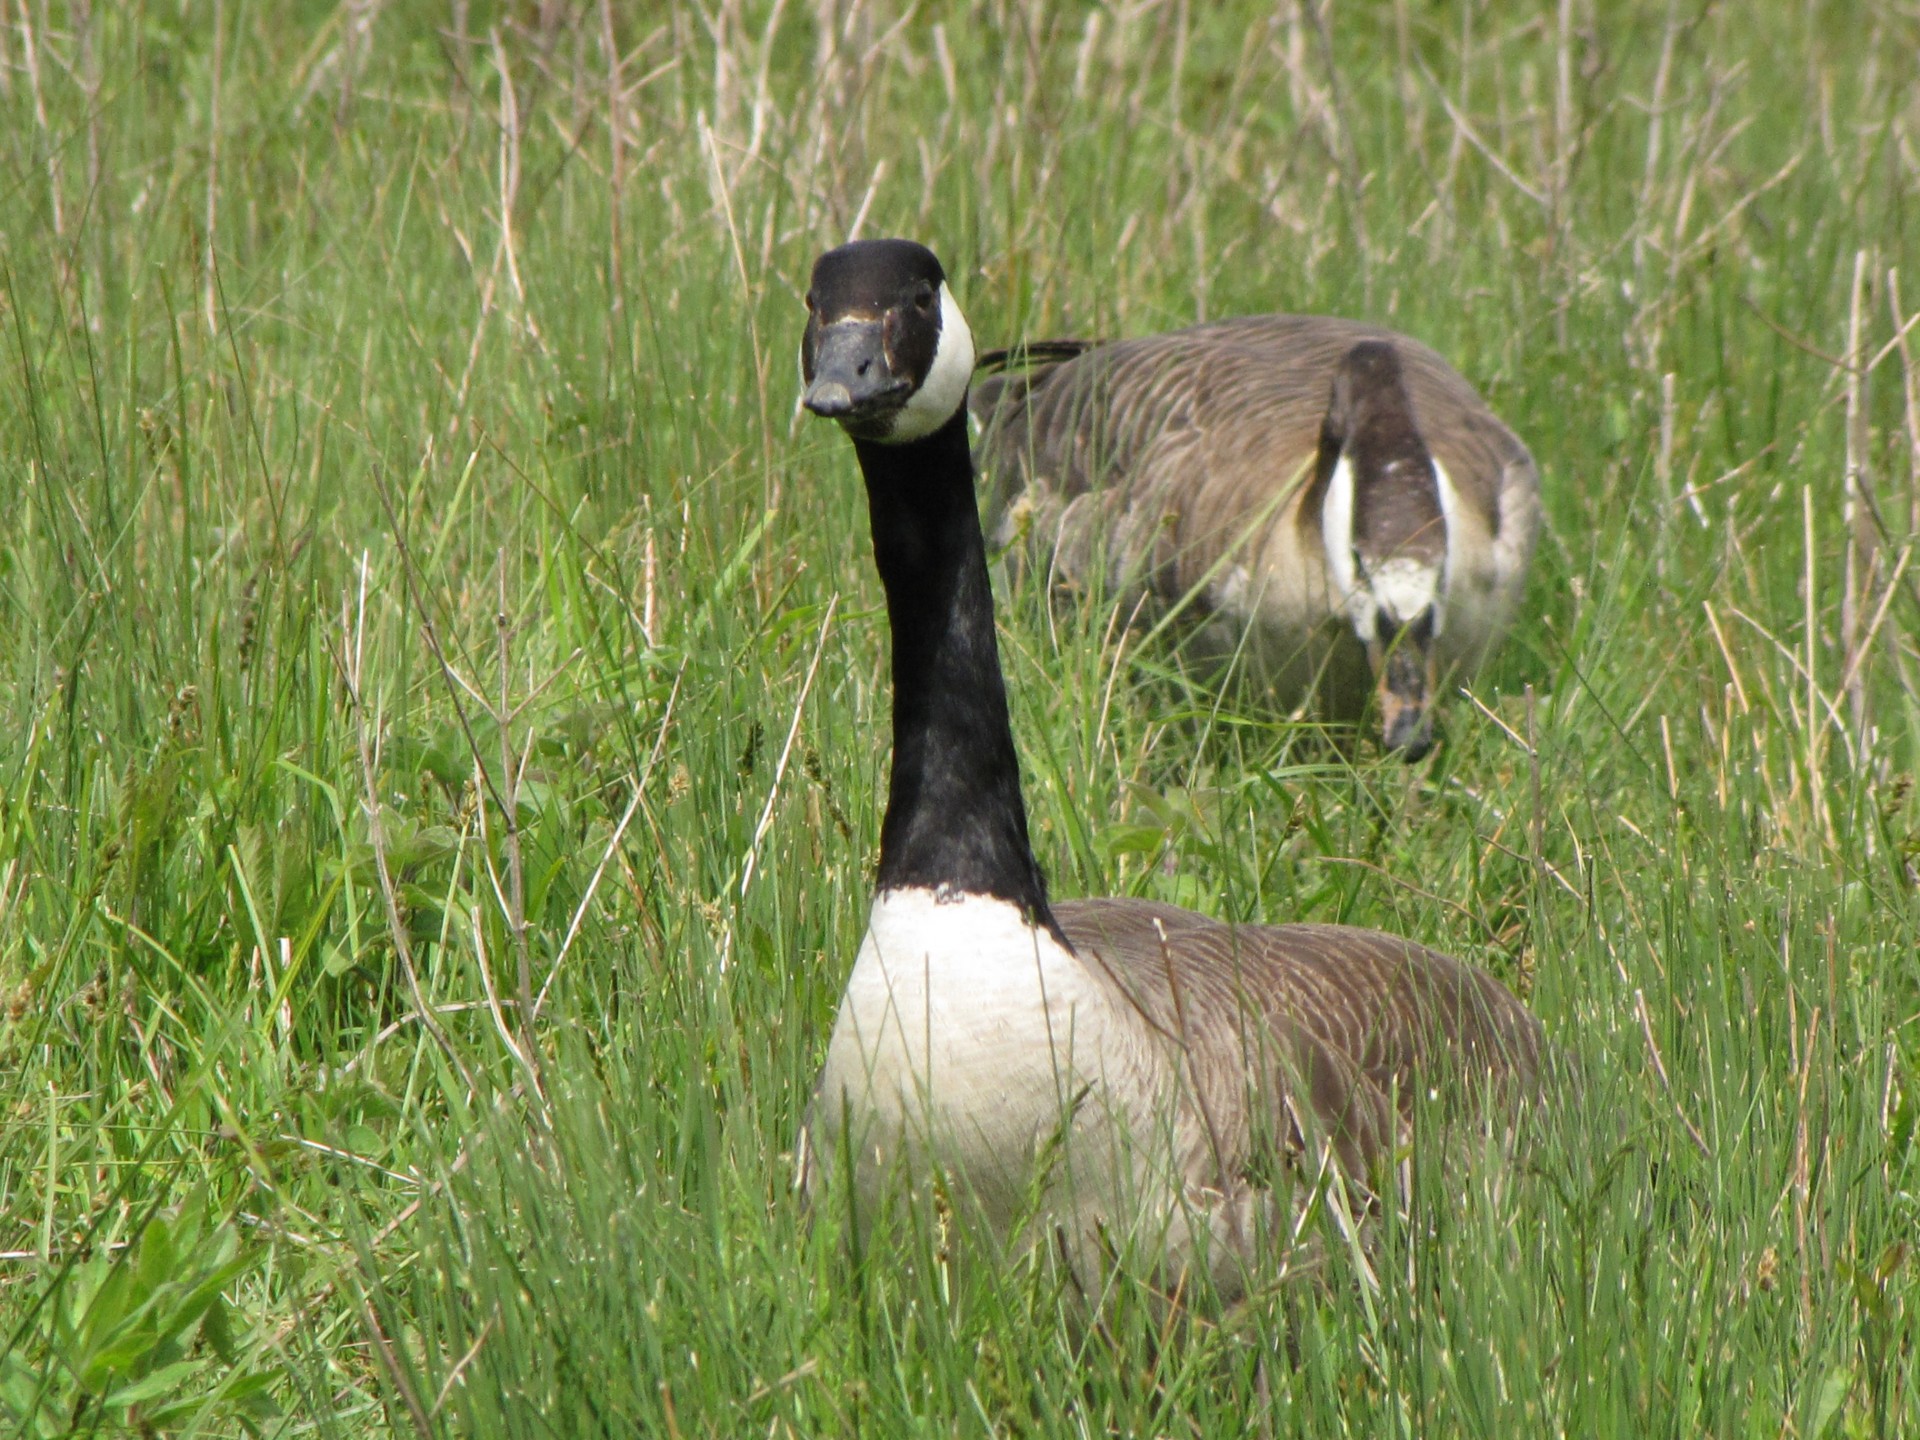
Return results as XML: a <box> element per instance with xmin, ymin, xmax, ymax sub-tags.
<box><xmin>1</xmin><ymin>0</ymin><xmax>1917</xmax><ymax>1434</ymax></box>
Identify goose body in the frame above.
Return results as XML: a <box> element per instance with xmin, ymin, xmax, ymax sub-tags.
<box><xmin>972</xmin><ymin>317</ymin><xmax>1543</xmax><ymax>757</ymax></box>
<box><xmin>797</xmin><ymin>241</ymin><xmax>1543</xmax><ymax>1299</ymax></box>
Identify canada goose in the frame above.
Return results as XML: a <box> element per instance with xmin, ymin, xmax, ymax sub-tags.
<box><xmin>796</xmin><ymin>240</ymin><xmax>1543</xmax><ymax>1301</ymax></box>
<box><xmin>971</xmin><ymin>318</ymin><xmax>1543</xmax><ymax>759</ymax></box>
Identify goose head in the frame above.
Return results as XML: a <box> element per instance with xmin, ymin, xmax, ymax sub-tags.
<box><xmin>801</xmin><ymin>239</ymin><xmax>977</xmax><ymax>443</ymax></box>
<box><xmin>1317</xmin><ymin>341</ymin><xmax>1449</xmax><ymax>760</ymax></box>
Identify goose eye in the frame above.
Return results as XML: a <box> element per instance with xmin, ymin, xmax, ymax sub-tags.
<box><xmin>913</xmin><ymin>283</ymin><xmax>936</xmax><ymax>313</ymax></box>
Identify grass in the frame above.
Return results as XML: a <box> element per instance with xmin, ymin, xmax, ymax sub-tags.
<box><xmin>0</xmin><ymin>0</ymin><xmax>1917</xmax><ymax>1433</ymax></box>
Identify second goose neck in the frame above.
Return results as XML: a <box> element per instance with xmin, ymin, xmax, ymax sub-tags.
<box><xmin>852</xmin><ymin>414</ymin><xmax>1054</xmax><ymax>922</ymax></box>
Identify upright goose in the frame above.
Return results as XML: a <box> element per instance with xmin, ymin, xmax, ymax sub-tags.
<box><xmin>972</xmin><ymin>317</ymin><xmax>1543</xmax><ymax>758</ymax></box>
<box><xmin>796</xmin><ymin>240</ymin><xmax>1543</xmax><ymax>1300</ymax></box>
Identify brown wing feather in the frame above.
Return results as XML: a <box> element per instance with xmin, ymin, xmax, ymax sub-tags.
<box><xmin>1051</xmin><ymin>895</ymin><xmax>1542</xmax><ymax>1184</ymax></box>
<box><xmin>973</xmin><ymin>315</ymin><xmax>1535</xmax><ymax>596</ymax></box>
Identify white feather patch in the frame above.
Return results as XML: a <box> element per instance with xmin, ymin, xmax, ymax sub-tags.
<box><xmin>1432</xmin><ymin>457</ymin><xmax>1461</xmax><ymax>560</ymax></box>
<box><xmin>1320</xmin><ymin>453</ymin><xmax>1362</xmax><ymax>623</ymax></box>
<box><xmin>839</xmin><ymin>887</ymin><xmax>1086</xmax><ymax>1056</ymax></box>
<box><xmin>1368</xmin><ymin>557</ymin><xmax>1442</xmax><ymax>630</ymax></box>
<box><xmin>889</xmin><ymin>284</ymin><xmax>976</xmax><ymax>442</ymax></box>
<box><xmin>1425</xmin><ymin>457</ymin><xmax>1462</xmax><ymax>635</ymax></box>
<box><xmin>813</xmin><ymin>886</ymin><xmax>1107</xmax><ymax>1216</ymax></box>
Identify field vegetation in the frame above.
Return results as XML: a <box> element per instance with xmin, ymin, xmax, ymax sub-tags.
<box><xmin>2</xmin><ymin>0</ymin><xmax>1918</xmax><ymax>1434</ymax></box>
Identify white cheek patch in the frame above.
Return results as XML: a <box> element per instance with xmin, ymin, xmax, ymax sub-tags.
<box><xmin>1367</xmin><ymin>557</ymin><xmax>1443</xmax><ymax>635</ymax></box>
<box><xmin>888</xmin><ymin>283</ymin><xmax>975</xmax><ymax>442</ymax></box>
<box><xmin>1432</xmin><ymin>457</ymin><xmax>1461</xmax><ymax>568</ymax></box>
<box><xmin>1426</xmin><ymin>457</ymin><xmax>1460</xmax><ymax>636</ymax></box>
<box><xmin>1326</xmin><ymin>451</ymin><xmax>1450</xmax><ymax>640</ymax></box>
<box><xmin>1321</xmin><ymin>453</ymin><xmax>1364</xmax><ymax>626</ymax></box>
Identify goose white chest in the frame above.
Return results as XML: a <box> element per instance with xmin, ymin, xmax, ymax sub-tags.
<box><xmin>806</xmin><ymin>888</ymin><xmax>1160</xmax><ymax>1234</ymax></box>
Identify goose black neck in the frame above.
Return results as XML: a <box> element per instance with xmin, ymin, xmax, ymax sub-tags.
<box><xmin>852</xmin><ymin>410</ymin><xmax>1055</xmax><ymax>924</ymax></box>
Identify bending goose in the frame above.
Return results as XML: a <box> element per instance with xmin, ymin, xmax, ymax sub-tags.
<box><xmin>971</xmin><ymin>318</ymin><xmax>1543</xmax><ymax>758</ymax></box>
<box><xmin>796</xmin><ymin>240</ymin><xmax>1543</xmax><ymax>1300</ymax></box>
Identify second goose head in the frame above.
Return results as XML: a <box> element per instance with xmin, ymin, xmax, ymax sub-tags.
<box><xmin>1317</xmin><ymin>341</ymin><xmax>1451</xmax><ymax>760</ymax></box>
<box><xmin>802</xmin><ymin>239</ymin><xmax>976</xmax><ymax>444</ymax></box>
